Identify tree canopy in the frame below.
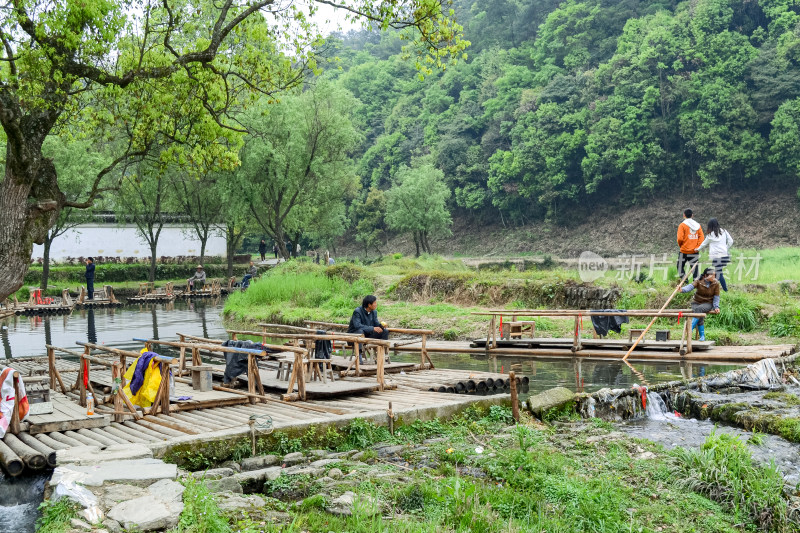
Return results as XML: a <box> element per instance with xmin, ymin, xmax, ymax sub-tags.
<box><xmin>0</xmin><ymin>0</ymin><xmax>469</xmax><ymax>300</ymax></box>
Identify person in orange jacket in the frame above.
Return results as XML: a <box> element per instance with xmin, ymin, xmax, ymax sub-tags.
<box><xmin>677</xmin><ymin>208</ymin><xmax>703</xmax><ymax>280</ymax></box>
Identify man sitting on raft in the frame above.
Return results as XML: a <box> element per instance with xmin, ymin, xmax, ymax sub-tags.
<box><xmin>680</xmin><ymin>267</ymin><xmax>721</xmax><ymax>341</ymax></box>
<box><xmin>348</xmin><ymin>295</ymin><xmax>389</xmax><ymax>340</ymax></box>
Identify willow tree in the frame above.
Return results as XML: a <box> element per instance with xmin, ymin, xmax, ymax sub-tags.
<box><xmin>244</xmin><ymin>82</ymin><xmax>361</xmax><ymax>259</ymax></box>
<box><xmin>0</xmin><ymin>0</ymin><xmax>468</xmax><ymax>300</ymax></box>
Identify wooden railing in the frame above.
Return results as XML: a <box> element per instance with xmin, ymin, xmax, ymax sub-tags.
<box><xmin>472</xmin><ymin>309</ymin><xmax>706</xmax><ymax>355</ymax></box>
<box><xmin>134</xmin><ymin>337</ymin><xmax>307</xmax><ymax>401</ymax></box>
<box><xmin>301</xmin><ymin>321</ymin><xmax>436</xmax><ymax>369</ymax></box>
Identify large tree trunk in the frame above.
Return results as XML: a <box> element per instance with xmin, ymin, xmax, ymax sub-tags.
<box><xmin>41</xmin><ymin>233</ymin><xmax>53</xmax><ymax>290</ymax></box>
<box><xmin>199</xmin><ymin>232</ymin><xmax>208</xmax><ymax>266</ymax></box>
<box><xmin>149</xmin><ymin>241</ymin><xmax>158</xmax><ymax>282</ymax></box>
<box><xmin>226</xmin><ymin>225</ymin><xmax>236</xmax><ymax>278</ymax></box>
<box><xmin>0</xmin><ymin>153</ymin><xmax>63</xmax><ymax>301</ymax></box>
<box><xmin>413</xmin><ymin>232</ymin><xmax>421</xmax><ymax>258</ymax></box>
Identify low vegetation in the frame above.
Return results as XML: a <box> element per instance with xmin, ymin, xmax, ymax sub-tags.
<box><xmin>35</xmin><ymin>499</ymin><xmax>79</xmax><ymax>533</ymax></box>
<box><xmin>176</xmin><ymin>408</ymin><xmax>798</xmax><ymax>532</ymax></box>
<box><xmin>223</xmin><ymin>251</ymin><xmax>800</xmax><ymax>345</ymax></box>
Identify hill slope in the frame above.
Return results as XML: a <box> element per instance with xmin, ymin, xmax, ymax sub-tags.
<box><xmin>340</xmin><ymin>186</ymin><xmax>800</xmax><ymax>258</ymax></box>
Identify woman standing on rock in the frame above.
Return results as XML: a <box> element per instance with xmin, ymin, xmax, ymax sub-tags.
<box><xmin>695</xmin><ymin>218</ymin><xmax>733</xmax><ymax>292</ymax></box>
<box><xmin>681</xmin><ymin>267</ymin><xmax>721</xmax><ymax>341</ymax></box>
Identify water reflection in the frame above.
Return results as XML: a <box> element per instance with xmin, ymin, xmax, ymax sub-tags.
<box><xmin>87</xmin><ymin>309</ymin><xmax>97</xmax><ymax>344</ymax></box>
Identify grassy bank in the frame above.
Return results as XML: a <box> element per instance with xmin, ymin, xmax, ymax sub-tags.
<box><xmin>223</xmin><ymin>252</ymin><xmax>800</xmax><ymax>346</ymax></box>
<box><xmin>175</xmin><ymin>407</ymin><xmax>797</xmax><ymax>532</ymax></box>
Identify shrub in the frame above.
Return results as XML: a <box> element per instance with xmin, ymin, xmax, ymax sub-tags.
<box><xmin>707</xmin><ymin>293</ymin><xmax>761</xmax><ymax>332</ymax></box>
<box><xmin>326</xmin><ymin>263</ymin><xmax>367</xmax><ymax>283</ymax></box>
<box><xmin>768</xmin><ymin>308</ymin><xmax>800</xmax><ymax>337</ymax></box>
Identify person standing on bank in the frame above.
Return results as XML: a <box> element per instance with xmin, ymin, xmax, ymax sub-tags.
<box><xmin>695</xmin><ymin>218</ymin><xmax>733</xmax><ymax>292</ymax></box>
<box><xmin>681</xmin><ymin>267</ymin><xmax>721</xmax><ymax>341</ymax></box>
<box><xmin>258</xmin><ymin>239</ymin><xmax>267</xmax><ymax>262</ymax></box>
<box><xmin>677</xmin><ymin>208</ymin><xmax>704</xmax><ymax>280</ymax></box>
<box><xmin>84</xmin><ymin>257</ymin><xmax>95</xmax><ymax>300</ymax></box>
<box><xmin>348</xmin><ymin>295</ymin><xmax>389</xmax><ymax>340</ymax></box>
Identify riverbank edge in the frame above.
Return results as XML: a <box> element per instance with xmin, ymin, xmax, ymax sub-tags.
<box><xmin>155</xmin><ymin>393</ymin><xmax>511</xmax><ymax>467</ymax></box>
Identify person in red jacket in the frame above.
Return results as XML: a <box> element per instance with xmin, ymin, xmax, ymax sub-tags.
<box><xmin>677</xmin><ymin>208</ymin><xmax>703</xmax><ymax>280</ymax></box>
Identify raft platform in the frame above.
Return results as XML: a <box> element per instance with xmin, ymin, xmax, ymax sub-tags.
<box><xmin>74</xmin><ymin>285</ymin><xmax>123</xmax><ymax>309</ymax></box>
<box><xmin>0</xmin><ymin>342</ymin><xmax>518</xmax><ymax>476</ymax></box>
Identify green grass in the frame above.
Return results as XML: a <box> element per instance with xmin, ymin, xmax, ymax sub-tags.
<box><xmin>222</xmin><ymin>250</ymin><xmax>800</xmax><ymax>345</ymax></box>
<box><xmin>35</xmin><ymin>499</ymin><xmax>79</xmax><ymax>533</ymax></box>
<box><xmin>168</xmin><ymin>407</ymin><xmax>797</xmax><ymax>533</ymax></box>
<box><xmin>671</xmin><ymin>431</ymin><xmax>793</xmax><ymax>531</ymax></box>
<box><xmin>178</xmin><ymin>477</ymin><xmax>231</xmax><ymax>533</ymax></box>
<box><xmin>223</xmin><ymin>262</ymin><xmax>374</xmax><ymax>324</ymax></box>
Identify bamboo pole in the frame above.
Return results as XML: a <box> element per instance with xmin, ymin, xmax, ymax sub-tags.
<box><xmin>509</xmin><ymin>371</ymin><xmax>519</xmax><ymax>423</ymax></box>
<box><xmin>622</xmin><ymin>268</ymin><xmax>697</xmax><ymax>361</ymax></box>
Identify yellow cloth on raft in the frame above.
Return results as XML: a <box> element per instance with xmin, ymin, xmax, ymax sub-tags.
<box><xmin>122</xmin><ymin>353</ymin><xmax>164</xmax><ymax>408</ymax></box>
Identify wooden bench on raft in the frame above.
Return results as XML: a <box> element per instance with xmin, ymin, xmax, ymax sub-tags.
<box><xmin>302</xmin><ymin>320</ymin><xmax>436</xmax><ymax>370</ymax></box>
<box><xmin>134</xmin><ymin>337</ymin><xmax>306</xmax><ymax>403</ymax></box>
<box><xmin>229</xmin><ymin>327</ymin><xmax>391</xmax><ymax>392</ymax></box>
<box><xmin>473</xmin><ymin>309</ymin><xmax>706</xmax><ymax>355</ymax></box>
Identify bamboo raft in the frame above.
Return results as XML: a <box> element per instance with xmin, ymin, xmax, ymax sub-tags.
<box><xmin>74</xmin><ymin>285</ymin><xmax>123</xmax><ymax>309</ymax></box>
<box><xmin>0</xmin><ymin>335</ymin><xmax>518</xmax><ymax>476</ymax></box>
<box><xmin>126</xmin><ymin>281</ymin><xmax>178</xmax><ymax>303</ymax></box>
<box><xmin>9</xmin><ymin>288</ymin><xmax>75</xmax><ymax>316</ymax></box>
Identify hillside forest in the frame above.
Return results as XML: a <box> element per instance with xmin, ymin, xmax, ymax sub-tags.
<box><xmin>6</xmin><ymin>0</ymin><xmax>800</xmax><ymax>301</ymax></box>
<box><xmin>320</xmin><ymin>0</ymin><xmax>800</xmax><ymax>244</ymax></box>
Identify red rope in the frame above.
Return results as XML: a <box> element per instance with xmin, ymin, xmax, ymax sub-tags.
<box><xmin>677</xmin><ymin>311</ymin><xmax>683</xmax><ymax>325</ymax></box>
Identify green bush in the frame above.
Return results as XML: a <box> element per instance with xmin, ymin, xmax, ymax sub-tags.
<box><xmin>768</xmin><ymin>308</ymin><xmax>800</xmax><ymax>337</ymax></box>
<box><xmin>24</xmin><ymin>262</ymin><xmax>235</xmax><ymax>285</ymax></box>
<box><xmin>707</xmin><ymin>293</ymin><xmax>761</xmax><ymax>332</ymax></box>
<box><xmin>326</xmin><ymin>263</ymin><xmax>367</xmax><ymax>283</ymax></box>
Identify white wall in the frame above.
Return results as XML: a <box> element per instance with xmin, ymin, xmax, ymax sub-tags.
<box><xmin>31</xmin><ymin>224</ymin><xmax>228</xmax><ymax>261</ymax></box>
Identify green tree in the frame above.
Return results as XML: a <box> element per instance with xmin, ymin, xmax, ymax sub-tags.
<box><xmin>170</xmin><ymin>170</ymin><xmax>225</xmax><ymax>265</ymax></box>
<box><xmin>243</xmin><ymin>83</ymin><xmax>361</xmax><ymax>259</ymax></box>
<box><xmin>353</xmin><ymin>187</ymin><xmax>388</xmax><ymax>257</ymax></box>
<box><xmin>0</xmin><ymin>0</ymin><xmax>469</xmax><ymax>301</ymax></box>
<box><xmin>116</xmin><ymin>164</ymin><xmax>175</xmax><ymax>282</ymax></box>
<box><xmin>385</xmin><ymin>163</ymin><xmax>452</xmax><ymax>256</ymax></box>
<box><xmin>40</xmin><ymin>138</ymin><xmax>111</xmax><ymax>289</ymax></box>
<box><xmin>769</xmin><ymin>97</ymin><xmax>800</xmax><ymax>184</ymax></box>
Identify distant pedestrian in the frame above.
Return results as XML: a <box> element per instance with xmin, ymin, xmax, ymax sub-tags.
<box><xmin>273</xmin><ymin>243</ymin><xmax>278</xmax><ymax>259</ymax></box>
<box><xmin>696</xmin><ymin>218</ymin><xmax>733</xmax><ymax>292</ymax></box>
<box><xmin>677</xmin><ymin>208</ymin><xmax>703</xmax><ymax>280</ymax></box>
<box><xmin>258</xmin><ymin>239</ymin><xmax>267</xmax><ymax>262</ymax></box>
<box><xmin>84</xmin><ymin>257</ymin><xmax>95</xmax><ymax>300</ymax></box>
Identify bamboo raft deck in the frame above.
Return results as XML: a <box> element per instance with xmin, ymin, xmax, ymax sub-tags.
<box><xmin>0</xmin><ymin>351</ymin><xmax>516</xmax><ymax>476</ymax></box>
<box><xmin>73</xmin><ymin>285</ymin><xmax>123</xmax><ymax>309</ymax></box>
<box><xmin>389</xmin><ymin>340</ymin><xmax>797</xmax><ymax>363</ymax></box>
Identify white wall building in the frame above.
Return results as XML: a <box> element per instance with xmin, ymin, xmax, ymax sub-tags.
<box><xmin>31</xmin><ymin>224</ymin><xmax>228</xmax><ymax>261</ymax></box>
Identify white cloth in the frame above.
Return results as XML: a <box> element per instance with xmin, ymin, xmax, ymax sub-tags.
<box><xmin>696</xmin><ymin>229</ymin><xmax>733</xmax><ymax>257</ymax></box>
<box><xmin>0</xmin><ymin>367</ymin><xmax>28</xmax><ymax>439</ymax></box>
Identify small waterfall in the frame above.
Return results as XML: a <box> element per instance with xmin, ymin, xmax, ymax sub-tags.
<box><xmin>645</xmin><ymin>392</ymin><xmax>668</xmax><ymax>420</ymax></box>
<box><xmin>0</xmin><ymin>471</ymin><xmax>50</xmax><ymax>533</ymax></box>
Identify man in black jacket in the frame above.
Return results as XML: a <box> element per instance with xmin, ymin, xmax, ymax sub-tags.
<box><xmin>258</xmin><ymin>239</ymin><xmax>267</xmax><ymax>261</ymax></box>
<box><xmin>347</xmin><ymin>295</ymin><xmax>389</xmax><ymax>340</ymax></box>
<box><xmin>85</xmin><ymin>257</ymin><xmax>95</xmax><ymax>300</ymax></box>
